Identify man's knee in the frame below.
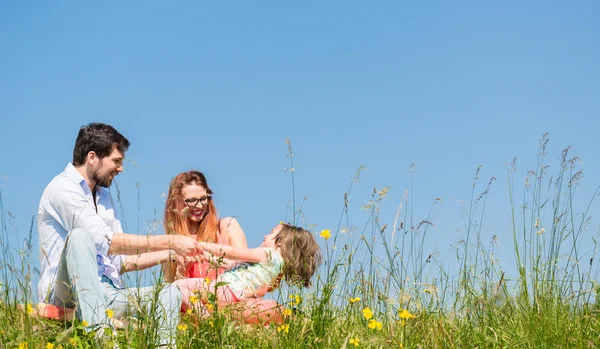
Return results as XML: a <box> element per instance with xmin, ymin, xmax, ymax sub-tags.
<box><xmin>66</xmin><ymin>228</ymin><xmax>95</xmax><ymax>250</ymax></box>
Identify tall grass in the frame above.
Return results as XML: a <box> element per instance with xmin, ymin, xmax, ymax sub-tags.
<box><xmin>1</xmin><ymin>135</ymin><xmax>600</xmax><ymax>348</ymax></box>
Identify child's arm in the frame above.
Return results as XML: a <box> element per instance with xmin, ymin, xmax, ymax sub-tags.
<box><xmin>199</xmin><ymin>242</ymin><xmax>268</xmax><ymax>263</ymax></box>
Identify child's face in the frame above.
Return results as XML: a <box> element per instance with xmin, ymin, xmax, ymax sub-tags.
<box><xmin>261</xmin><ymin>224</ymin><xmax>283</xmax><ymax>248</ymax></box>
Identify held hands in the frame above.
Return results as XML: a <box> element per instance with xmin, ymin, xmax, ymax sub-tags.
<box><xmin>169</xmin><ymin>235</ymin><xmax>204</xmax><ymax>257</ymax></box>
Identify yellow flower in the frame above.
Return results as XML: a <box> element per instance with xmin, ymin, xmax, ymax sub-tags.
<box><xmin>367</xmin><ymin>319</ymin><xmax>382</xmax><ymax>330</ymax></box>
<box><xmin>186</xmin><ymin>308</ymin><xmax>192</xmax><ymax>315</ymax></box>
<box><xmin>349</xmin><ymin>337</ymin><xmax>360</xmax><ymax>346</ymax></box>
<box><xmin>319</xmin><ymin>229</ymin><xmax>331</xmax><ymax>240</ymax></box>
<box><xmin>362</xmin><ymin>307</ymin><xmax>373</xmax><ymax>320</ymax></box>
<box><xmin>283</xmin><ymin>308</ymin><xmax>292</xmax><ymax>316</ymax></box>
<box><xmin>398</xmin><ymin>308</ymin><xmax>415</xmax><ymax>320</ymax></box>
<box><xmin>206</xmin><ymin>303</ymin><xmax>214</xmax><ymax>311</ymax></box>
<box><xmin>81</xmin><ymin>320</ymin><xmax>89</xmax><ymax>327</ymax></box>
<box><xmin>177</xmin><ymin>324</ymin><xmax>188</xmax><ymax>331</ymax></box>
<box><xmin>204</xmin><ymin>278</ymin><xmax>211</xmax><ymax>285</ymax></box>
<box><xmin>26</xmin><ymin>303</ymin><xmax>34</xmax><ymax>315</ymax></box>
<box><xmin>46</xmin><ymin>343</ymin><xmax>54</xmax><ymax>349</ymax></box>
<box><xmin>68</xmin><ymin>338</ymin><xmax>77</xmax><ymax>346</ymax></box>
<box><xmin>279</xmin><ymin>221</ymin><xmax>284</xmax><ymax>225</ymax></box>
<box><xmin>350</xmin><ymin>297</ymin><xmax>361</xmax><ymax>303</ymax></box>
<box><xmin>289</xmin><ymin>294</ymin><xmax>301</xmax><ymax>305</ymax></box>
<box><xmin>18</xmin><ymin>342</ymin><xmax>28</xmax><ymax>349</ymax></box>
<box><xmin>105</xmin><ymin>309</ymin><xmax>114</xmax><ymax>319</ymax></box>
<box><xmin>189</xmin><ymin>295</ymin><xmax>199</xmax><ymax>304</ymax></box>
<box><xmin>209</xmin><ymin>320</ymin><xmax>214</xmax><ymax>327</ymax></box>
<box><xmin>277</xmin><ymin>324</ymin><xmax>290</xmax><ymax>333</ymax></box>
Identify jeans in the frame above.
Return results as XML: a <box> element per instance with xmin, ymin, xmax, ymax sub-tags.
<box><xmin>51</xmin><ymin>228</ymin><xmax>182</xmax><ymax>346</ymax></box>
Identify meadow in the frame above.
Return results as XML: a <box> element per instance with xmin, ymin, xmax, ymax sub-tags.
<box><xmin>1</xmin><ymin>134</ymin><xmax>600</xmax><ymax>348</ymax></box>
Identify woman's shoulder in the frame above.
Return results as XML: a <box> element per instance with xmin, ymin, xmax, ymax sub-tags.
<box><xmin>218</xmin><ymin>217</ymin><xmax>248</xmax><ymax>248</ymax></box>
<box><xmin>218</xmin><ymin>217</ymin><xmax>239</xmax><ymax>230</ymax></box>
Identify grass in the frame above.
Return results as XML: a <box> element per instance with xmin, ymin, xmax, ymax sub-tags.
<box><xmin>1</xmin><ymin>134</ymin><xmax>600</xmax><ymax>348</ymax></box>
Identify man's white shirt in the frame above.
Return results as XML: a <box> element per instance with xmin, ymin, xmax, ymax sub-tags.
<box><xmin>37</xmin><ymin>163</ymin><xmax>124</xmax><ymax>302</ymax></box>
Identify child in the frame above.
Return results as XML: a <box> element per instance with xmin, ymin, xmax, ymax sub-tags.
<box><xmin>174</xmin><ymin>223</ymin><xmax>322</xmax><ymax>312</ymax></box>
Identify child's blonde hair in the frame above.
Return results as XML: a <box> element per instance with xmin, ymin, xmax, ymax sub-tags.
<box><xmin>275</xmin><ymin>224</ymin><xmax>322</xmax><ymax>287</ymax></box>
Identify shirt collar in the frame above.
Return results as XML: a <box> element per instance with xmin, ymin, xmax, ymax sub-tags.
<box><xmin>64</xmin><ymin>163</ymin><xmax>93</xmax><ymax>195</ymax></box>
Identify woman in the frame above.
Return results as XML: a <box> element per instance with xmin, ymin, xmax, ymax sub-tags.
<box><xmin>162</xmin><ymin>170</ymin><xmax>248</xmax><ymax>283</ymax></box>
<box><xmin>162</xmin><ymin>170</ymin><xmax>284</xmax><ymax>324</ymax></box>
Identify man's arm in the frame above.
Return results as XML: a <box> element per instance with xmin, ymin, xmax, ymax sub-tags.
<box><xmin>47</xmin><ymin>183</ymin><xmax>202</xmax><ymax>259</ymax></box>
<box><xmin>109</xmin><ymin>233</ymin><xmax>201</xmax><ymax>257</ymax></box>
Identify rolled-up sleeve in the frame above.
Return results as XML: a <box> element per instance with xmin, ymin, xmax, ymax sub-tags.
<box><xmin>49</xmin><ymin>185</ymin><xmax>116</xmax><ymax>256</ymax></box>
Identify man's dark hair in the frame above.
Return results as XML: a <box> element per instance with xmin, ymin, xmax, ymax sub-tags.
<box><xmin>72</xmin><ymin>123</ymin><xmax>130</xmax><ymax>166</ymax></box>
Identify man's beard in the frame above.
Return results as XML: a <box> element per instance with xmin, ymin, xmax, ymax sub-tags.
<box><xmin>92</xmin><ymin>170</ymin><xmax>113</xmax><ymax>188</ymax></box>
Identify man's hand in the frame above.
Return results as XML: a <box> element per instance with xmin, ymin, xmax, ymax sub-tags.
<box><xmin>169</xmin><ymin>235</ymin><xmax>203</xmax><ymax>257</ymax></box>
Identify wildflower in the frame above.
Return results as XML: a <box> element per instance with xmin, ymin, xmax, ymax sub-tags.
<box><xmin>423</xmin><ymin>284</ymin><xmax>437</xmax><ymax>295</ymax></box>
<box><xmin>189</xmin><ymin>295</ymin><xmax>199</xmax><ymax>304</ymax></box>
<box><xmin>26</xmin><ymin>303</ymin><xmax>34</xmax><ymax>315</ymax></box>
<box><xmin>277</xmin><ymin>324</ymin><xmax>290</xmax><ymax>333</ymax></box>
<box><xmin>362</xmin><ymin>307</ymin><xmax>373</xmax><ymax>320</ymax></box>
<box><xmin>398</xmin><ymin>308</ymin><xmax>415</xmax><ymax>319</ymax></box>
<box><xmin>350</xmin><ymin>297</ymin><xmax>361</xmax><ymax>303</ymax></box>
<box><xmin>535</xmin><ymin>217</ymin><xmax>540</xmax><ymax>228</ymax></box>
<box><xmin>279</xmin><ymin>221</ymin><xmax>284</xmax><ymax>225</ymax></box>
<box><xmin>177</xmin><ymin>324</ymin><xmax>188</xmax><ymax>331</ymax></box>
<box><xmin>205</xmin><ymin>302</ymin><xmax>214</xmax><ymax>311</ymax></box>
<box><xmin>283</xmin><ymin>308</ymin><xmax>292</xmax><ymax>316</ymax></box>
<box><xmin>368</xmin><ymin>319</ymin><xmax>383</xmax><ymax>330</ymax></box>
<box><xmin>81</xmin><ymin>320</ymin><xmax>89</xmax><ymax>327</ymax></box>
<box><xmin>46</xmin><ymin>343</ymin><xmax>54</xmax><ymax>349</ymax></box>
<box><xmin>536</xmin><ymin>228</ymin><xmax>545</xmax><ymax>235</ymax></box>
<box><xmin>68</xmin><ymin>338</ymin><xmax>77</xmax><ymax>346</ymax></box>
<box><xmin>209</xmin><ymin>320</ymin><xmax>214</xmax><ymax>327</ymax></box>
<box><xmin>18</xmin><ymin>342</ymin><xmax>28</xmax><ymax>349</ymax></box>
<box><xmin>289</xmin><ymin>294</ymin><xmax>301</xmax><ymax>305</ymax></box>
<box><xmin>320</xmin><ymin>229</ymin><xmax>331</xmax><ymax>240</ymax></box>
<box><xmin>204</xmin><ymin>278</ymin><xmax>211</xmax><ymax>285</ymax></box>
<box><xmin>105</xmin><ymin>309</ymin><xmax>114</xmax><ymax>319</ymax></box>
<box><xmin>186</xmin><ymin>308</ymin><xmax>192</xmax><ymax>315</ymax></box>
<box><xmin>349</xmin><ymin>337</ymin><xmax>360</xmax><ymax>346</ymax></box>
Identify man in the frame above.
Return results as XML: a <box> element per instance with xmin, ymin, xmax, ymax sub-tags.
<box><xmin>38</xmin><ymin>123</ymin><xmax>200</xmax><ymax>347</ymax></box>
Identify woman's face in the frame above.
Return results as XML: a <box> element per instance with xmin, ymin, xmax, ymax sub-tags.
<box><xmin>181</xmin><ymin>183</ymin><xmax>209</xmax><ymax>223</ymax></box>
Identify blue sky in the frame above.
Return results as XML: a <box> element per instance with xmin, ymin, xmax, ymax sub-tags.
<box><xmin>1</xmin><ymin>1</ymin><xmax>599</xmax><ymax>293</ymax></box>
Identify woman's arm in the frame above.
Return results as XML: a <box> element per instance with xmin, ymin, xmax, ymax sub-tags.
<box><xmin>220</xmin><ymin>217</ymin><xmax>248</xmax><ymax>249</ymax></box>
<box><xmin>199</xmin><ymin>242</ymin><xmax>267</xmax><ymax>263</ymax></box>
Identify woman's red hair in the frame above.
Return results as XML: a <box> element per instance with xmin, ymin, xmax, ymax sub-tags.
<box><xmin>164</xmin><ymin>170</ymin><xmax>219</xmax><ymax>242</ymax></box>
